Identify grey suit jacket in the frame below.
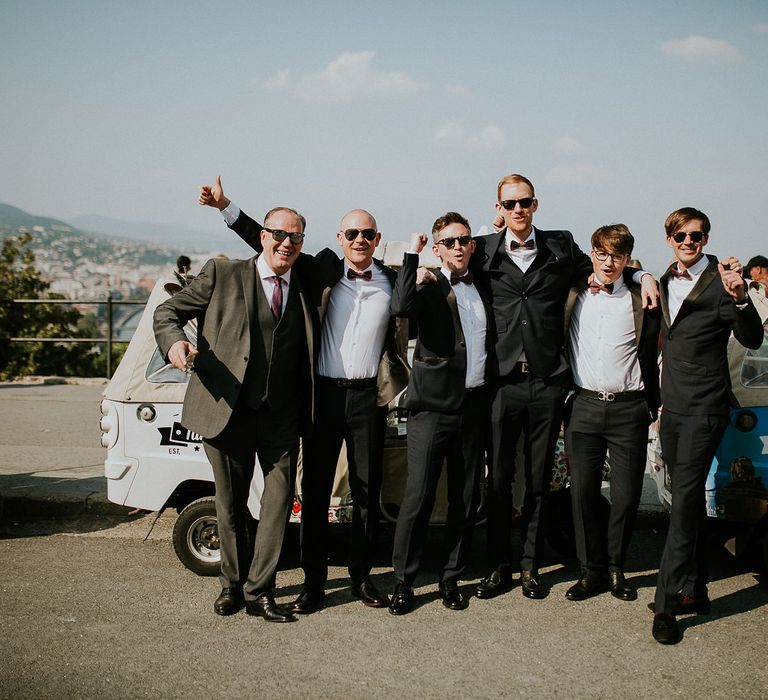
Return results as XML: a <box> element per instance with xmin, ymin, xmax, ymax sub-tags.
<box><xmin>153</xmin><ymin>256</ymin><xmax>315</xmax><ymax>439</ymax></box>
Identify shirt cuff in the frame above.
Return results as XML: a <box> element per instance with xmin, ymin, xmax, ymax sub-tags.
<box><xmin>221</xmin><ymin>203</ymin><xmax>241</xmax><ymax>226</ymax></box>
<box><xmin>631</xmin><ymin>270</ymin><xmax>649</xmax><ymax>284</ymax></box>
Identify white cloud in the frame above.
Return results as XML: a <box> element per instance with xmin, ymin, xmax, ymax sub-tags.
<box><xmin>433</xmin><ymin>122</ymin><xmax>506</xmax><ymax>149</ymax></box>
<box><xmin>553</xmin><ymin>136</ymin><xmax>587</xmax><ymax>157</ymax></box>
<box><xmin>660</xmin><ymin>35</ymin><xmax>745</xmax><ymax>64</ymax></box>
<box><xmin>755</xmin><ymin>23</ymin><xmax>768</xmax><ymax>34</ymax></box>
<box><xmin>264</xmin><ymin>51</ymin><xmax>423</xmax><ymax>100</ymax></box>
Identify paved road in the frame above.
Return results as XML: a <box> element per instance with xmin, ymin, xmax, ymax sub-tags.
<box><xmin>1</xmin><ymin>517</ymin><xmax>767</xmax><ymax>699</ymax></box>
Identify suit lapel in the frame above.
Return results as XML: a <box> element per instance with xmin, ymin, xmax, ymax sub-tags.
<box><xmin>242</xmin><ymin>256</ymin><xmax>258</xmax><ymax>334</ymax></box>
<box><xmin>629</xmin><ymin>284</ymin><xmax>644</xmax><ymax>348</ymax></box>
<box><xmin>564</xmin><ymin>281</ymin><xmax>587</xmax><ymax>334</ymax></box>
<box><xmin>668</xmin><ymin>256</ymin><xmax>719</xmax><ymax>328</ymax></box>
<box><xmin>440</xmin><ymin>276</ymin><xmax>466</xmax><ymax>346</ymax></box>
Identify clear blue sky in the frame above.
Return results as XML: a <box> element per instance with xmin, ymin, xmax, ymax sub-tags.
<box><xmin>2</xmin><ymin>0</ymin><xmax>767</xmax><ymax>272</ymax></box>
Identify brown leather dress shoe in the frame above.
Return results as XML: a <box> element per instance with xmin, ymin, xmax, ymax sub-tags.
<box><xmin>609</xmin><ymin>571</ymin><xmax>637</xmax><ymax>601</ymax></box>
<box><xmin>351</xmin><ymin>579</ymin><xmax>389</xmax><ymax>607</ymax></box>
<box><xmin>475</xmin><ymin>568</ymin><xmax>514</xmax><ymax>599</ymax></box>
<box><xmin>213</xmin><ymin>587</ymin><xmax>244</xmax><ymax>616</ymax></box>
<box><xmin>245</xmin><ymin>591</ymin><xmax>297</xmax><ymax>623</ymax></box>
<box><xmin>388</xmin><ymin>583</ymin><xmax>414</xmax><ymax>616</ymax></box>
<box><xmin>292</xmin><ymin>587</ymin><xmax>326</xmax><ymax>614</ymax></box>
<box><xmin>439</xmin><ymin>578</ymin><xmax>467</xmax><ymax>610</ymax></box>
<box><xmin>652</xmin><ymin>613</ymin><xmax>681</xmax><ymax>644</ymax></box>
<box><xmin>521</xmin><ymin>570</ymin><xmax>548</xmax><ymax>599</ymax></box>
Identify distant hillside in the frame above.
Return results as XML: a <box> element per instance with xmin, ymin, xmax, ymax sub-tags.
<box><xmin>68</xmin><ymin>214</ymin><xmax>219</xmax><ymax>252</ymax></box>
<box><xmin>0</xmin><ymin>203</ymin><xmax>78</xmax><ymax>232</ymax></box>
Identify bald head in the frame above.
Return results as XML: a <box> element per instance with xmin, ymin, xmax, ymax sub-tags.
<box><xmin>340</xmin><ymin>209</ymin><xmax>377</xmax><ymax>231</ymax></box>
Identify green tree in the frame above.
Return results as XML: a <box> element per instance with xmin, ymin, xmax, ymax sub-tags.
<box><xmin>0</xmin><ymin>233</ymin><xmax>122</xmax><ymax>378</ymax></box>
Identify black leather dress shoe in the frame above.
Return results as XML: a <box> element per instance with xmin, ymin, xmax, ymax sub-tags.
<box><xmin>475</xmin><ymin>568</ymin><xmax>514</xmax><ymax>599</ymax></box>
<box><xmin>213</xmin><ymin>587</ymin><xmax>244</xmax><ymax>616</ymax></box>
<box><xmin>609</xmin><ymin>571</ymin><xmax>637</xmax><ymax>601</ymax></box>
<box><xmin>647</xmin><ymin>593</ymin><xmax>711</xmax><ymax>615</ymax></box>
<box><xmin>521</xmin><ymin>570</ymin><xmax>548</xmax><ymax>599</ymax></box>
<box><xmin>388</xmin><ymin>583</ymin><xmax>414</xmax><ymax>616</ymax></box>
<box><xmin>652</xmin><ymin>613</ymin><xmax>680</xmax><ymax>644</ymax></box>
<box><xmin>438</xmin><ymin>578</ymin><xmax>466</xmax><ymax>611</ymax></box>
<box><xmin>565</xmin><ymin>573</ymin><xmax>610</xmax><ymax>601</ymax></box>
<box><xmin>292</xmin><ymin>587</ymin><xmax>326</xmax><ymax>614</ymax></box>
<box><xmin>245</xmin><ymin>591</ymin><xmax>297</xmax><ymax>623</ymax></box>
<box><xmin>351</xmin><ymin>579</ymin><xmax>389</xmax><ymax>607</ymax></box>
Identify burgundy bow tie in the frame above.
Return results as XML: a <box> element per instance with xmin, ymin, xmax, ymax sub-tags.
<box><xmin>509</xmin><ymin>238</ymin><xmax>535</xmax><ymax>250</ymax></box>
<box><xmin>668</xmin><ymin>264</ymin><xmax>692</xmax><ymax>281</ymax></box>
<box><xmin>347</xmin><ymin>268</ymin><xmax>372</xmax><ymax>281</ymax></box>
<box><xmin>589</xmin><ymin>280</ymin><xmax>613</xmax><ymax>295</ymax></box>
<box><xmin>450</xmin><ymin>272</ymin><xmax>474</xmax><ymax>286</ymax></box>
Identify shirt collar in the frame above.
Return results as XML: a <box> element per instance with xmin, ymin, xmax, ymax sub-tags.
<box><xmin>505</xmin><ymin>227</ymin><xmax>536</xmax><ymax>253</ymax></box>
<box><xmin>345</xmin><ymin>261</ymin><xmax>375</xmax><ymax>277</ymax></box>
<box><xmin>674</xmin><ymin>254</ymin><xmax>709</xmax><ymax>280</ymax></box>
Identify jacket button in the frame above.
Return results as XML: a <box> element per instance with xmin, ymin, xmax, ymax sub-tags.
<box><xmin>521</xmin><ymin>319</ymin><xmax>528</xmax><ymax>326</ymax></box>
<box><xmin>459</xmin><ymin>341</ymin><xmax>465</xmax><ymax>347</ymax></box>
<box><xmin>243</xmin><ymin>356</ymin><xmax>248</xmax><ymax>362</ymax></box>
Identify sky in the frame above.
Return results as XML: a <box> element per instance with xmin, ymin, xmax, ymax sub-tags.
<box><xmin>2</xmin><ymin>0</ymin><xmax>767</xmax><ymax>273</ymax></box>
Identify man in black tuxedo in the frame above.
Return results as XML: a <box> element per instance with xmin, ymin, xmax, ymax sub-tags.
<box><xmin>388</xmin><ymin>213</ymin><xmax>491</xmax><ymax>615</ymax></box>
<box><xmin>651</xmin><ymin>207</ymin><xmax>763</xmax><ymax>644</ymax></box>
<box><xmin>154</xmin><ymin>207</ymin><xmax>315</xmax><ymax>623</ymax></box>
<box><xmin>199</xmin><ymin>177</ymin><xmax>409</xmax><ymax>613</ymax></box>
<box><xmin>472</xmin><ymin>174</ymin><xmax>657</xmax><ymax>600</ymax></box>
<box><xmin>563</xmin><ymin>224</ymin><xmax>660</xmax><ymax>603</ymax></box>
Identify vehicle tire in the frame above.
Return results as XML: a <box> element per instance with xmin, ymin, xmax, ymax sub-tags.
<box><xmin>172</xmin><ymin>497</ymin><xmax>221</xmax><ymax>577</ymax></box>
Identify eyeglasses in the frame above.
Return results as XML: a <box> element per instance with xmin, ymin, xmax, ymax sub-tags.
<box><xmin>669</xmin><ymin>231</ymin><xmax>705</xmax><ymax>244</ymax></box>
<box><xmin>264</xmin><ymin>227</ymin><xmax>305</xmax><ymax>245</ymax></box>
<box><xmin>437</xmin><ymin>235</ymin><xmax>472</xmax><ymax>248</ymax></box>
<box><xmin>500</xmin><ymin>198</ymin><xmax>535</xmax><ymax>211</ymax></box>
<box><xmin>592</xmin><ymin>250</ymin><xmax>628</xmax><ymax>263</ymax></box>
<box><xmin>342</xmin><ymin>228</ymin><xmax>378</xmax><ymax>241</ymax></box>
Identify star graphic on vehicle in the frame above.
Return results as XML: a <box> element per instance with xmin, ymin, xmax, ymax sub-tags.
<box><xmin>194</xmin><ymin>445</ymin><xmax>200</xmax><ymax>452</ymax></box>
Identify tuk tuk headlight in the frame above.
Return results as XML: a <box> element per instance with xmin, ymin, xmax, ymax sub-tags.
<box><xmin>99</xmin><ymin>400</ymin><xmax>118</xmax><ymax>449</ymax></box>
<box><xmin>733</xmin><ymin>410</ymin><xmax>757</xmax><ymax>432</ymax></box>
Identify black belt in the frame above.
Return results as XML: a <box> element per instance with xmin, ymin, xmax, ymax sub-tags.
<box><xmin>576</xmin><ymin>387</ymin><xmax>645</xmax><ymax>402</ymax></box>
<box><xmin>317</xmin><ymin>375</ymin><xmax>377</xmax><ymax>389</ymax></box>
<box><xmin>465</xmin><ymin>385</ymin><xmax>486</xmax><ymax>395</ymax></box>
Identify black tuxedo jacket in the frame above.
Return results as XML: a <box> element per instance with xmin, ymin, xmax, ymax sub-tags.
<box><xmin>391</xmin><ymin>253</ymin><xmax>493</xmax><ymax>412</ymax></box>
<box><xmin>230</xmin><ymin>211</ymin><xmax>409</xmax><ymax>406</ymax></box>
<box><xmin>471</xmin><ymin>228</ymin><xmax>592</xmax><ymax>378</ymax></box>
<box><xmin>660</xmin><ymin>254</ymin><xmax>763</xmax><ymax>415</ymax></box>
<box><xmin>565</xmin><ymin>278</ymin><xmax>662</xmax><ymax>419</ymax></box>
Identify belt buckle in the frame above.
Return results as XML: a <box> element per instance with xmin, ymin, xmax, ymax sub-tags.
<box><xmin>597</xmin><ymin>390</ymin><xmax>615</xmax><ymax>402</ymax></box>
<box><xmin>520</xmin><ymin>362</ymin><xmax>529</xmax><ymax>374</ymax></box>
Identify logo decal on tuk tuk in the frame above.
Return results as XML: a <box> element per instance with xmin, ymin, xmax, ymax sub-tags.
<box><xmin>158</xmin><ymin>421</ymin><xmax>203</xmax><ymax>447</ymax></box>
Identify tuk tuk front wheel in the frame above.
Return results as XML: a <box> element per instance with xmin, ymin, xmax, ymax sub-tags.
<box><xmin>173</xmin><ymin>497</ymin><xmax>221</xmax><ymax>577</ymax></box>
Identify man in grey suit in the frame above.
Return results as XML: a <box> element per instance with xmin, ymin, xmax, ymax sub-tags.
<box><xmin>154</xmin><ymin>207</ymin><xmax>315</xmax><ymax>623</ymax></box>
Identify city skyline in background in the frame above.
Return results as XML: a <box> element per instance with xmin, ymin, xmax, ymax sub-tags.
<box><xmin>2</xmin><ymin>0</ymin><xmax>767</xmax><ymax>273</ymax></box>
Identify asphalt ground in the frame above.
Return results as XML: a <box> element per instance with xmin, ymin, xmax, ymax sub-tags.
<box><xmin>1</xmin><ymin>517</ymin><xmax>768</xmax><ymax>699</ymax></box>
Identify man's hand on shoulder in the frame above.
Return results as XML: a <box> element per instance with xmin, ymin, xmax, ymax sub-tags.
<box><xmin>199</xmin><ymin>175</ymin><xmax>231</xmax><ymax>211</ymax></box>
<box><xmin>640</xmin><ymin>273</ymin><xmax>659</xmax><ymax>310</ymax></box>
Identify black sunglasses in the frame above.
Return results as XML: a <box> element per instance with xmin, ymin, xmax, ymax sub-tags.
<box><xmin>343</xmin><ymin>228</ymin><xmax>378</xmax><ymax>241</ymax></box>
<box><xmin>500</xmin><ymin>197</ymin><xmax>535</xmax><ymax>210</ymax></box>
<box><xmin>264</xmin><ymin>227</ymin><xmax>305</xmax><ymax>245</ymax></box>
<box><xmin>437</xmin><ymin>235</ymin><xmax>472</xmax><ymax>248</ymax></box>
<box><xmin>669</xmin><ymin>231</ymin><xmax>705</xmax><ymax>244</ymax></box>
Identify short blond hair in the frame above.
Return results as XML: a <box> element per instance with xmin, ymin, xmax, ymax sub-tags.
<box><xmin>497</xmin><ymin>173</ymin><xmax>535</xmax><ymax>201</ymax></box>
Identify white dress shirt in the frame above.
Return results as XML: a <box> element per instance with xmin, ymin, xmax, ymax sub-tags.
<box><xmin>221</xmin><ymin>203</ymin><xmax>242</xmax><ymax>226</ymax></box>
<box><xmin>256</xmin><ymin>253</ymin><xmax>291</xmax><ymax>314</ymax></box>
<box><xmin>666</xmin><ymin>254</ymin><xmax>710</xmax><ymax>323</ymax></box>
<box><xmin>504</xmin><ymin>228</ymin><xmax>538</xmax><ymax>272</ymax></box>
<box><xmin>317</xmin><ymin>263</ymin><xmax>392</xmax><ymax>380</ymax></box>
<box><xmin>568</xmin><ymin>275</ymin><xmax>644</xmax><ymax>393</ymax></box>
<box><xmin>439</xmin><ymin>266</ymin><xmax>487</xmax><ymax>388</ymax></box>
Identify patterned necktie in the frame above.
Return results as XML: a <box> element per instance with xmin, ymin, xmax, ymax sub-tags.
<box><xmin>589</xmin><ymin>280</ymin><xmax>614</xmax><ymax>295</ymax></box>
<box><xmin>347</xmin><ymin>268</ymin><xmax>373</xmax><ymax>281</ymax></box>
<box><xmin>509</xmin><ymin>238</ymin><xmax>535</xmax><ymax>250</ymax></box>
<box><xmin>668</xmin><ymin>264</ymin><xmax>692</xmax><ymax>281</ymax></box>
<box><xmin>269</xmin><ymin>276</ymin><xmax>284</xmax><ymax>321</ymax></box>
<box><xmin>450</xmin><ymin>272</ymin><xmax>475</xmax><ymax>285</ymax></box>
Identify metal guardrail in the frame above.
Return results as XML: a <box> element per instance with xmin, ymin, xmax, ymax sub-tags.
<box><xmin>4</xmin><ymin>296</ymin><xmax>147</xmax><ymax>378</ymax></box>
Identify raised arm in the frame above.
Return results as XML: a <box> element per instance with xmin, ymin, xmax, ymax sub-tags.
<box><xmin>391</xmin><ymin>233</ymin><xmax>428</xmax><ymax>317</ymax></box>
<box><xmin>199</xmin><ymin>175</ymin><xmax>264</xmax><ymax>252</ymax></box>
